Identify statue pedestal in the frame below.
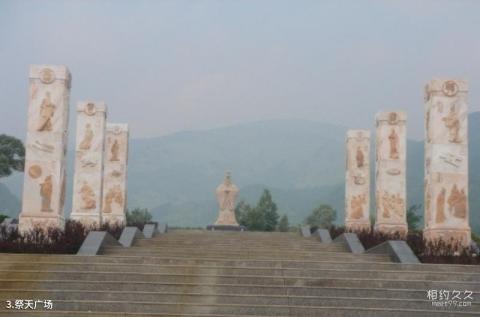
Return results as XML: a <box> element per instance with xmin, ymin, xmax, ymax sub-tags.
<box><xmin>207</xmin><ymin>224</ymin><xmax>246</xmax><ymax>231</ymax></box>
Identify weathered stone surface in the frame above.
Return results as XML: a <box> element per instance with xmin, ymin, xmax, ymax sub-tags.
<box><xmin>101</xmin><ymin>123</ymin><xmax>129</xmax><ymax>225</ymax></box>
<box><xmin>70</xmin><ymin>102</ymin><xmax>107</xmax><ymax>227</ymax></box>
<box><xmin>19</xmin><ymin>65</ymin><xmax>71</xmax><ymax>233</ymax></box>
<box><xmin>345</xmin><ymin>130</ymin><xmax>371</xmax><ymax>232</ymax></box>
<box><xmin>119</xmin><ymin>227</ymin><xmax>144</xmax><ymax>247</ymax></box>
<box><xmin>213</xmin><ymin>171</ymin><xmax>239</xmax><ymax>227</ymax></box>
<box><xmin>314</xmin><ymin>228</ymin><xmax>332</xmax><ymax>243</ymax></box>
<box><xmin>366</xmin><ymin>240</ymin><xmax>420</xmax><ymax>264</ymax></box>
<box><xmin>76</xmin><ymin>231</ymin><xmax>120</xmax><ymax>255</ymax></box>
<box><xmin>374</xmin><ymin>111</ymin><xmax>408</xmax><ymax>236</ymax></box>
<box><xmin>142</xmin><ymin>223</ymin><xmax>157</xmax><ymax>238</ymax></box>
<box><xmin>424</xmin><ymin>79</ymin><xmax>471</xmax><ymax>246</ymax></box>
<box><xmin>333</xmin><ymin>233</ymin><xmax>365</xmax><ymax>254</ymax></box>
<box><xmin>300</xmin><ymin>225</ymin><xmax>311</xmax><ymax>238</ymax></box>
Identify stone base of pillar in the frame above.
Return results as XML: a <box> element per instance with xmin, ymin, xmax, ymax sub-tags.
<box><xmin>423</xmin><ymin>227</ymin><xmax>471</xmax><ymax>247</ymax></box>
<box><xmin>70</xmin><ymin>214</ymin><xmax>102</xmax><ymax>228</ymax></box>
<box><xmin>345</xmin><ymin>221</ymin><xmax>371</xmax><ymax>233</ymax></box>
<box><xmin>102</xmin><ymin>215</ymin><xmax>126</xmax><ymax>227</ymax></box>
<box><xmin>374</xmin><ymin>223</ymin><xmax>408</xmax><ymax>238</ymax></box>
<box><xmin>207</xmin><ymin>224</ymin><xmax>246</xmax><ymax>231</ymax></box>
<box><xmin>18</xmin><ymin>214</ymin><xmax>65</xmax><ymax>234</ymax></box>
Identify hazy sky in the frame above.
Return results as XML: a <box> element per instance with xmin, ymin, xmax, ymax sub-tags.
<box><xmin>1</xmin><ymin>0</ymin><xmax>479</xmax><ymax>141</ymax></box>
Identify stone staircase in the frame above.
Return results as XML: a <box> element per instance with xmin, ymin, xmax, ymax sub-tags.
<box><xmin>0</xmin><ymin>229</ymin><xmax>479</xmax><ymax>316</ymax></box>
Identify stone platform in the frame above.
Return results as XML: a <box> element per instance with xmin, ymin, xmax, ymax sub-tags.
<box><xmin>206</xmin><ymin>224</ymin><xmax>246</xmax><ymax>231</ymax></box>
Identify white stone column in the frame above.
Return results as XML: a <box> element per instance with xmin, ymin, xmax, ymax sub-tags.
<box><xmin>19</xmin><ymin>65</ymin><xmax>71</xmax><ymax>232</ymax></box>
<box><xmin>374</xmin><ymin>111</ymin><xmax>407</xmax><ymax>236</ymax></box>
<box><xmin>70</xmin><ymin>102</ymin><xmax>107</xmax><ymax>227</ymax></box>
<box><xmin>345</xmin><ymin>130</ymin><xmax>371</xmax><ymax>232</ymax></box>
<box><xmin>424</xmin><ymin>79</ymin><xmax>470</xmax><ymax>246</ymax></box>
<box><xmin>101</xmin><ymin>123</ymin><xmax>129</xmax><ymax>225</ymax></box>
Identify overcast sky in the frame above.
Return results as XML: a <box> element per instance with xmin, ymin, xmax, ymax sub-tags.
<box><xmin>1</xmin><ymin>0</ymin><xmax>479</xmax><ymax>141</ymax></box>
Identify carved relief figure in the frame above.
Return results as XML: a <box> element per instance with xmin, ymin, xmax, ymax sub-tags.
<box><xmin>80</xmin><ymin>182</ymin><xmax>96</xmax><ymax>209</ymax></box>
<box><xmin>442</xmin><ymin>105</ymin><xmax>461</xmax><ymax>143</ymax></box>
<box><xmin>355</xmin><ymin>147</ymin><xmax>364</xmax><ymax>168</ymax></box>
<box><xmin>79</xmin><ymin>123</ymin><xmax>94</xmax><ymax>150</ymax></box>
<box><xmin>447</xmin><ymin>184</ymin><xmax>467</xmax><ymax>219</ymax></box>
<box><xmin>435</xmin><ymin>187</ymin><xmax>446</xmax><ymax>224</ymax></box>
<box><xmin>103</xmin><ymin>185</ymin><xmax>124</xmax><ymax>213</ymax></box>
<box><xmin>40</xmin><ymin>175</ymin><xmax>53</xmax><ymax>212</ymax></box>
<box><xmin>110</xmin><ymin>139</ymin><xmax>120</xmax><ymax>161</ymax></box>
<box><xmin>381</xmin><ymin>191</ymin><xmax>404</xmax><ymax>220</ymax></box>
<box><xmin>37</xmin><ymin>92</ymin><xmax>56</xmax><ymax>132</ymax></box>
<box><xmin>388</xmin><ymin>128</ymin><xmax>399</xmax><ymax>159</ymax></box>
<box><xmin>350</xmin><ymin>194</ymin><xmax>366</xmax><ymax>219</ymax></box>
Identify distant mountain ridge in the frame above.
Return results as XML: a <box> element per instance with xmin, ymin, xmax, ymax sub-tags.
<box><xmin>1</xmin><ymin>115</ymin><xmax>479</xmax><ymax>233</ymax></box>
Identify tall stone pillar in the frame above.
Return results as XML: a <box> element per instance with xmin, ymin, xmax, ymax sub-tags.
<box><xmin>19</xmin><ymin>65</ymin><xmax>71</xmax><ymax>232</ymax></box>
<box><xmin>70</xmin><ymin>102</ymin><xmax>107</xmax><ymax>227</ymax></box>
<box><xmin>101</xmin><ymin>123</ymin><xmax>129</xmax><ymax>225</ymax></box>
<box><xmin>424</xmin><ymin>79</ymin><xmax>470</xmax><ymax>246</ymax></box>
<box><xmin>374</xmin><ymin>111</ymin><xmax>407</xmax><ymax>236</ymax></box>
<box><xmin>345</xmin><ymin>130</ymin><xmax>371</xmax><ymax>232</ymax></box>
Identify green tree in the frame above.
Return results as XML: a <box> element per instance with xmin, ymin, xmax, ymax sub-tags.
<box><xmin>126</xmin><ymin>207</ymin><xmax>152</xmax><ymax>225</ymax></box>
<box><xmin>0</xmin><ymin>214</ymin><xmax>8</xmax><ymax>224</ymax></box>
<box><xmin>277</xmin><ymin>214</ymin><xmax>289</xmax><ymax>232</ymax></box>
<box><xmin>0</xmin><ymin>135</ymin><xmax>25</xmax><ymax>178</ymax></box>
<box><xmin>242</xmin><ymin>207</ymin><xmax>265</xmax><ymax>231</ymax></box>
<box><xmin>407</xmin><ymin>204</ymin><xmax>422</xmax><ymax>232</ymax></box>
<box><xmin>235</xmin><ymin>200</ymin><xmax>251</xmax><ymax>225</ymax></box>
<box><xmin>305</xmin><ymin>204</ymin><xmax>337</xmax><ymax>229</ymax></box>
<box><xmin>256</xmin><ymin>189</ymin><xmax>279</xmax><ymax>232</ymax></box>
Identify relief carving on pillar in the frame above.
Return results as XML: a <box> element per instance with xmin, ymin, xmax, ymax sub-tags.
<box><xmin>80</xmin><ymin>182</ymin><xmax>96</xmax><ymax>209</ymax></box>
<box><xmin>350</xmin><ymin>194</ymin><xmax>366</xmax><ymax>219</ymax></box>
<box><xmin>79</xmin><ymin>123</ymin><xmax>94</xmax><ymax>150</ymax></box>
<box><xmin>103</xmin><ymin>185</ymin><xmax>124</xmax><ymax>213</ymax></box>
<box><xmin>40</xmin><ymin>175</ymin><xmax>53</xmax><ymax>212</ymax></box>
<box><xmin>37</xmin><ymin>92</ymin><xmax>56</xmax><ymax>132</ymax></box>
<box><xmin>442</xmin><ymin>105</ymin><xmax>462</xmax><ymax>144</ymax></box>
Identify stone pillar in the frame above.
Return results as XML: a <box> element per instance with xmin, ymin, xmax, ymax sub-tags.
<box><xmin>70</xmin><ymin>102</ymin><xmax>107</xmax><ymax>227</ymax></box>
<box><xmin>345</xmin><ymin>130</ymin><xmax>371</xmax><ymax>232</ymax></box>
<box><xmin>101</xmin><ymin>123</ymin><xmax>129</xmax><ymax>225</ymax></box>
<box><xmin>424</xmin><ymin>79</ymin><xmax>470</xmax><ymax>246</ymax></box>
<box><xmin>374</xmin><ymin>111</ymin><xmax>407</xmax><ymax>236</ymax></box>
<box><xmin>19</xmin><ymin>65</ymin><xmax>71</xmax><ymax>232</ymax></box>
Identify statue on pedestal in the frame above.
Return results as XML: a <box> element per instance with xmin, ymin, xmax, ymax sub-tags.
<box><xmin>208</xmin><ymin>171</ymin><xmax>245</xmax><ymax>231</ymax></box>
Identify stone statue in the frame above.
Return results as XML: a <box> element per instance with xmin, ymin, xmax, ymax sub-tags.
<box><xmin>442</xmin><ymin>105</ymin><xmax>461</xmax><ymax>143</ymax></box>
<box><xmin>214</xmin><ymin>171</ymin><xmax>239</xmax><ymax>226</ymax></box>
<box><xmin>356</xmin><ymin>147</ymin><xmax>364</xmax><ymax>168</ymax></box>
<box><xmin>435</xmin><ymin>187</ymin><xmax>446</xmax><ymax>224</ymax></box>
<box><xmin>37</xmin><ymin>92</ymin><xmax>56</xmax><ymax>132</ymax></box>
<box><xmin>40</xmin><ymin>175</ymin><xmax>53</xmax><ymax>212</ymax></box>
<box><xmin>110</xmin><ymin>139</ymin><xmax>120</xmax><ymax>161</ymax></box>
<box><xmin>388</xmin><ymin>128</ymin><xmax>399</xmax><ymax>159</ymax></box>
<box><xmin>79</xmin><ymin>123</ymin><xmax>94</xmax><ymax>150</ymax></box>
<box><xmin>103</xmin><ymin>185</ymin><xmax>123</xmax><ymax>213</ymax></box>
<box><xmin>80</xmin><ymin>181</ymin><xmax>96</xmax><ymax>209</ymax></box>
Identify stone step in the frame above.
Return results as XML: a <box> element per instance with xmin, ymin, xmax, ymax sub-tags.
<box><xmin>0</xmin><ymin>299</ymin><xmax>477</xmax><ymax>316</ymax></box>
<box><xmin>132</xmin><ymin>242</ymin><xmax>345</xmax><ymax>251</ymax></box>
<box><xmin>1</xmin><ymin>275</ymin><xmax>478</xmax><ymax>290</ymax></box>
<box><xmin>104</xmin><ymin>245</ymin><xmax>351</xmax><ymax>255</ymax></box>
<box><xmin>3</xmin><ymin>286</ymin><xmax>479</xmax><ymax>300</ymax></box>
<box><xmin>3</xmin><ymin>281</ymin><xmax>479</xmax><ymax>301</ymax></box>
<box><xmin>1</xmin><ymin>254</ymin><xmax>479</xmax><ymax>272</ymax></box>
<box><xmin>0</xmin><ymin>264</ymin><xmax>478</xmax><ymax>281</ymax></box>
<box><xmin>1</xmin><ymin>290</ymin><xmax>479</xmax><ymax>312</ymax></box>
<box><xmin>100</xmin><ymin>250</ymin><xmax>392</xmax><ymax>262</ymax></box>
